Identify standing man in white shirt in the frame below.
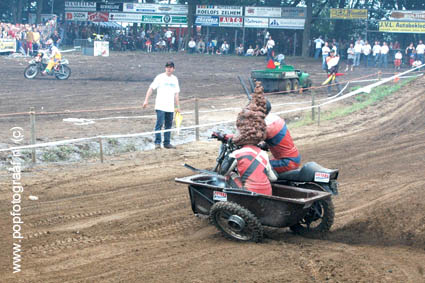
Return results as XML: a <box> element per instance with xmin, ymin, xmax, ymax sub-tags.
<box><xmin>143</xmin><ymin>61</ymin><xmax>181</xmax><ymax>149</ymax></box>
<box><xmin>380</xmin><ymin>42</ymin><xmax>389</xmax><ymax>68</ymax></box>
<box><xmin>314</xmin><ymin>36</ymin><xmax>324</xmax><ymax>59</ymax></box>
<box><xmin>266</xmin><ymin>35</ymin><xmax>275</xmax><ymax>61</ymax></box>
<box><xmin>372</xmin><ymin>41</ymin><xmax>381</xmax><ymax>67</ymax></box>
<box><xmin>321</xmin><ymin>42</ymin><xmax>331</xmax><ymax>70</ymax></box>
<box><xmin>416</xmin><ymin>40</ymin><xmax>425</xmax><ymax>64</ymax></box>
<box><xmin>353</xmin><ymin>39</ymin><xmax>363</xmax><ymax>67</ymax></box>
<box><xmin>362</xmin><ymin>41</ymin><xmax>372</xmax><ymax>68</ymax></box>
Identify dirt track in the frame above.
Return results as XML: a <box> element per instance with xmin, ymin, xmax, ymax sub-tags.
<box><xmin>1</xmin><ymin>52</ymin><xmax>425</xmax><ymax>282</ymax></box>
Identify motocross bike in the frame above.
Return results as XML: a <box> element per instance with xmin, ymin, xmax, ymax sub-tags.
<box><xmin>24</xmin><ymin>50</ymin><xmax>71</xmax><ymax>80</ymax></box>
<box><xmin>211</xmin><ymin>132</ymin><xmax>339</xmax><ymax>234</ymax></box>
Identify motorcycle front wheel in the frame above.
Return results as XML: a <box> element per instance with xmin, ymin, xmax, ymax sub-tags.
<box><xmin>55</xmin><ymin>65</ymin><xmax>71</xmax><ymax>80</ymax></box>
<box><xmin>24</xmin><ymin>64</ymin><xmax>39</xmax><ymax>79</ymax></box>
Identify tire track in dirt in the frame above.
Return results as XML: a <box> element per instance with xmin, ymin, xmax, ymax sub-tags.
<box><xmin>26</xmin><ymin>216</ymin><xmax>200</xmax><ymax>257</ymax></box>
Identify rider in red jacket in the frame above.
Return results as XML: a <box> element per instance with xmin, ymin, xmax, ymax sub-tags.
<box><xmin>264</xmin><ymin>101</ymin><xmax>301</xmax><ymax>173</ymax></box>
<box><xmin>226</xmin><ymin>144</ymin><xmax>277</xmax><ymax>195</ymax></box>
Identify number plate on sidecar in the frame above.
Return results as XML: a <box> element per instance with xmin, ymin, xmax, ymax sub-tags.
<box><xmin>213</xmin><ymin>191</ymin><xmax>227</xmax><ymax>202</ymax></box>
<box><xmin>314</xmin><ymin>172</ymin><xmax>330</xmax><ymax>183</ymax></box>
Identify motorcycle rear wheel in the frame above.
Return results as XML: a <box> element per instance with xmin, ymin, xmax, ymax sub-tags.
<box><xmin>24</xmin><ymin>64</ymin><xmax>39</xmax><ymax>79</ymax></box>
<box><xmin>55</xmin><ymin>65</ymin><xmax>71</xmax><ymax>80</ymax></box>
<box><xmin>209</xmin><ymin>201</ymin><xmax>263</xmax><ymax>242</ymax></box>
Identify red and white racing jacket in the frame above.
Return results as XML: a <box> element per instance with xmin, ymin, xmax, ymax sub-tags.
<box><xmin>229</xmin><ymin>145</ymin><xmax>277</xmax><ymax>195</ymax></box>
<box><xmin>265</xmin><ymin>113</ymin><xmax>299</xmax><ymax>160</ymax></box>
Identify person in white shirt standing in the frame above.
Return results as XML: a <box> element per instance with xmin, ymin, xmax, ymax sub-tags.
<box><xmin>380</xmin><ymin>42</ymin><xmax>389</xmax><ymax>68</ymax></box>
<box><xmin>321</xmin><ymin>42</ymin><xmax>331</xmax><ymax>70</ymax></box>
<box><xmin>372</xmin><ymin>41</ymin><xmax>381</xmax><ymax>67</ymax></box>
<box><xmin>314</xmin><ymin>36</ymin><xmax>324</xmax><ymax>59</ymax></box>
<box><xmin>353</xmin><ymin>40</ymin><xmax>363</xmax><ymax>67</ymax></box>
<box><xmin>143</xmin><ymin>61</ymin><xmax>181</xmax><ymax>149</ymax></box>
<box><xmin>266</xmin><ymin>35</ymin><xmax>275</xmax><ymax>61</ymax></box>
<box><xmin>362</xmin><ymin>41</ymin><xmax>372</xmax><ymax>67</ymax></box>
<box><xmin>416</xmin><ymin>40</ymin><xmax>425</xmax><ymax>64</ymax></box>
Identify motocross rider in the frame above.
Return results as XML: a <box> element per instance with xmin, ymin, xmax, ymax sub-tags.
<box><xmin>264</xmin><ymin>99</ymin><xmax>301</xmax><ymax>174</ymax></box>
<box><xmin>42</xmin><ymin>38</ymin><xmax>62</xmax><ymax>75</ymax></box>
<box><xmin>223</xmin><ymin>107</ymin><xmax>277</xmax><ymax>196</ymax></box>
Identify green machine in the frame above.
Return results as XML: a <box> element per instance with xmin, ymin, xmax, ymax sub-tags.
<box><xmin>251</xmin><ymin>64</ymin><xmax>312</xmax><ymax>93</ymax></box>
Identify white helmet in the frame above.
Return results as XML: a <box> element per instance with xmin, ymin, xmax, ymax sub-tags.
<box><xmin>46</xmin><ymin>39</ymin><xmax>53</xmax><ymax>45</ymax></box>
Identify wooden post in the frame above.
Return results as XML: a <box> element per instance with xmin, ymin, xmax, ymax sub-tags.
<box><xmin>195</xmin><ymin>98</ymin><xmax>199</xmax><ymax>141</ymax></box>
<box><xmin>318</xmin><ymin>106</ymin><xmax>321</xmax><ymax>126</ymax></box>
<box><xmin>98</xmin><ymin>138</ymin><xmax>104</xmax><ymax>163</ymax></box>
<box><xmin>311</xmin><ymin>91</ymin><xmax>315</xmax><ymax>121</ymax></box>
<box><xmin>29</xmin><ymin>107</ymin><xmax>36</xmax><ymax>163</ymax></box>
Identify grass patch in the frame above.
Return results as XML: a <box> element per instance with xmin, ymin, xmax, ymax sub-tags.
<box><xmin>290</xmin><ymin>77</ymin><xmax>416</xmax><ymax>128</ymax></box>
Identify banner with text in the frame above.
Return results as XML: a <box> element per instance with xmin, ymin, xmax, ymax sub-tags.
<box><xmin>219</xmin><ymin>16</ymin><xmax>243</xmax><ymax>27</ymax></box>
<box><xmin>281</xmin><ymin>7</ymin><xmax>306</xmax><ymax>19</ymax></box>
<box><xmin>196</xmin><ymin>5</ymin><xmax>243</xmax><ymax>17</ymax></box>
<box><xmin>109</xmin><ymin>13</ymin><xmax>186</xmax><ymax>24</ymax></box>
<box><xmin>379</xmin><ymin>21</ymin><xmax>425</xmax><ymax>33</ymax></box>
<box><xmin>0</xmin><ymin>38</ymin><xmax>16</xmax><ymax>53</ymax></box>
<box><xmin>244</xmin><ymin>17</ymin><xmax>268</xmax><ymax>28</ymax></box>
<box><xmin>269</xmin><ymin>18</ymin><xmax>305</xmax><ymax>29</ymax></box>
<box><xmin>244</xmin><ymin>7</ymin><xmax>281</xmax><ymax>18</ymax></box>
<box><xmin>389</xmin><ymin>10</ymin><xmax>425</xmax><ymax>22</ymax></box>
<box><xmin>123</xmin><ymin>3</ymin><xmax>187</xmax><ymax>14</ymax></box>
<box><xmin>65</xmin><ymin>12</ymin><xmax>88</xmax><ymax>21</ymax></box>
<box><xmin>195</xmin><ymin>16</ymin><xmax>219</xmax><ymax>26</ymax></box>
<box><xmin>330</xmin><ymin>8</ymin><xmax>368</xmax><ymax>20</ymax></box>
<box><xmin>65</xmin><ymin>1</ymin><xmax>96</xmax><ymax>12</ymax></box>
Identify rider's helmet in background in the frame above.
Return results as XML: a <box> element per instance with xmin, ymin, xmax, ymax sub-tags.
<box><xmin>266</xmin><ymin>99</ymin><xmax>271</xmax><ymax>115</ymax></box>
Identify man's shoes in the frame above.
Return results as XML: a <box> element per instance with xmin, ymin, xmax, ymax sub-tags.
<box><xmin>155</xmin><ymin>144</ymin><xmax>161</xmax><ymax>149</ymax></box>
<box><xmin>41</xmin><ymin>70</ymin><xmax>47</xmax><ymax>75</ymax></box>
<box><xmin>164</xmin><ymin>144</ymin><xmax>176</xmax><ymax>149</ymax></box>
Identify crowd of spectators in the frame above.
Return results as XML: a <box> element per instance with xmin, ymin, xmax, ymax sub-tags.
<box><xmin>2</xmin><ymin>19</ymin><xmax>424</xmax><ymax>68</ymax></box>
<box><xmin>0</xmin><ymin>18</ymin><xmax>60</xmax><ymax>55</ymax></box>
<box><xmin>312</xmin><ymin>35</ymin><xmax>425</xmax><ymax>70</ymax></box>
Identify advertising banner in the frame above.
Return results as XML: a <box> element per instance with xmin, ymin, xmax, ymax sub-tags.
<box><xmin>88</xmin><ymin>12</ymin><xmax>109</xmax><ymax>22</ymax></box>
<box><xmin>65</xmin><ymin>1</ymin><xmax>96</xmax><ymax>12</ymax></box>
<box><xmin>244</xmin><ymin>17</ymin><xmax>268</xmax><ymax>28</ymax></box>
<box><xmin>65</xmin><ymin>12</ymin><xmax>88</xmax><ymax>21</ymax></box>
<box><xmin>244</xmin><ymin>7</ymin><xmax>281</xmax><ymax>18</ymax></box>
<box><xmin>219</xmin><ymin>16</ymin><xmax>243</xmax><ymax>27</ymax></box>
<box><xmin>195</xmin><ymin>16</ymin><xmax>219</xmax><ymax>26</ymax></box>
<box><xmin>96</xmin><ymin>3</ymin><xmax>122</xmax><ymax>13</ymax></box>
<box><xmin>109</xmin><ymin>13</ymin><xmax>186</xmax><ymax>24</ymax></box>
<box><xmin>94</xmin><ymin>41</ymin><xmax>109</xmax><ymax>57</ymax></box>
<box><xmin>123</xmin><ymin>3</ymin><xmax>187</xmax><ymax>14</ymax></box>
<box><xmin>389</xmin><ymin>10</ymin><xmax>425</xmax><ymax>21</ymax></box>
<box><xmin>269</xmin><ymin>18</ymin><xmax>305</xmax><ymax>29</ymax></box>
<box><xmin>379</xmin><ymin>21</ymin><xmax>425</xmax><ymax>33</ymax></box>
<box><xmin>281</xmin><ymin>7</ymin><xmax>306</xmax><ymax>19</ymax></box>
<box><xmin>0</xmin><ymin>38</ymin><xmax>16</xmax><ymax>53</ymax></box>
<box><xmin>196</xmin><ymin>5</ymin><xmax>243</xmax><ymax>17</ymax></box>
<box><xmin>109</xmin><ymin>13</ymin><xmax>142</xmax><ymax>22</ymax></box>
<box><xmin>330</xmin><ymin>8</ymin><xmax>368</xmax><ymax>19</ymax></box>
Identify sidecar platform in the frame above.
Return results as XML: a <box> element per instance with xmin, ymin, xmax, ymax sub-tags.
<box><xmin>175</xmin><ymin>174</ymin><xmax>331</xmax><ymax>228</ymax></box>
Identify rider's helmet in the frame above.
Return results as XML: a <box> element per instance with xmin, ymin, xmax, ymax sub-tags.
<box><xmin>266</xmin><ymin>99</ymin><xmax>271</xmax><ymax>115</ymax></box>
<box><xmin>46</xmin><ymin>39</ymin><xmax>53</xmax><ymax>46</ymax></box>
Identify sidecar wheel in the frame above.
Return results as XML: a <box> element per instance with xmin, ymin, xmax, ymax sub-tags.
<box><xmin>24</xmin><ymin>65</ymin><xmax>39</xmax><ymax>79</ymax></box>
<box><xmin>209</xmin><ymin>201</ymin><xmax>263</xmax><ymax>242</ymax></box>
<box><xmin>290</xmin><ymin>197</ymin><xmax>334</xmax><ymax>234</ymax></box>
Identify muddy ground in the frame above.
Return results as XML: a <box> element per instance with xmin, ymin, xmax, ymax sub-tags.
<box><xmin>0</xmin><ymin>52</ymin><xmax>424</xmax><ymax>282</ymax></box>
